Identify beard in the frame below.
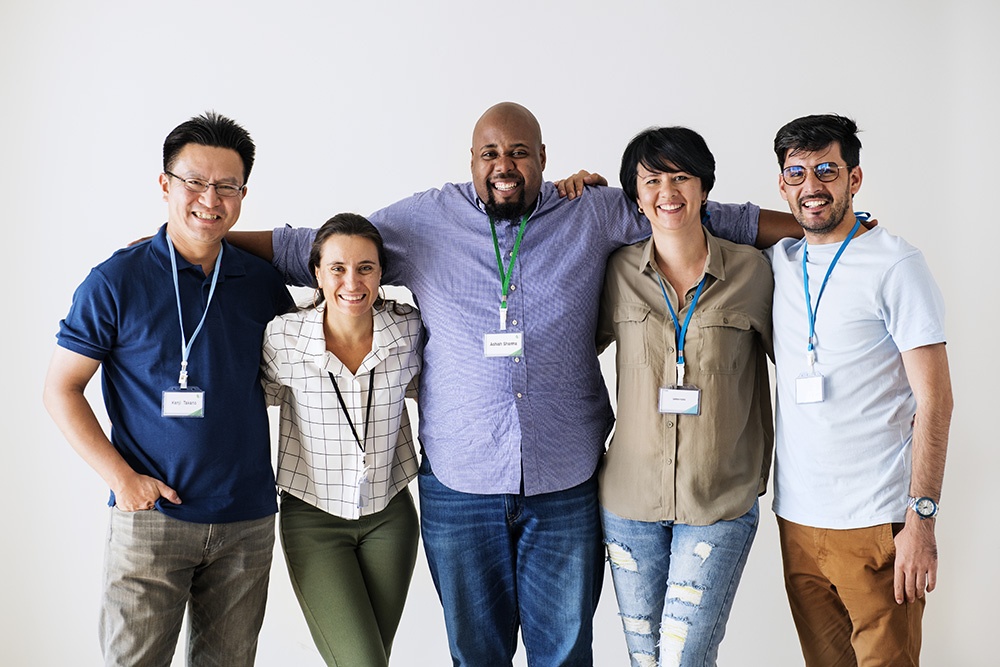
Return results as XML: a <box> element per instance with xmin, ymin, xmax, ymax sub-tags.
<box><xmin>484</xmin><ymin>183</ymin><xmax>530</xmax><ymax>221</ymax></box>
<box><xmin>793</xmin><ymin>184</ymin><xmax>853</xmax><ymax>237</ymax></box>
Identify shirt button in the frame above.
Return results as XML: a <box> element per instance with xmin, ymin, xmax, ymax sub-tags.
<box><xmin>514</xmin><ymin>357</ymin><xmax>521</xmax><ymax>363</ymax></box>
<box><xmin>510</xmin><ymin>284</ymin><xmax>516</xmax><ymax>291</ymax></box>
<box><xmin>667</xmin><ymin>347</ymin><xmax>674</xmax><ymax>353</ymax></box>
<box><xmin>511</xmin><ymin>319</ymin><xmax>518</xmax><ymax>325</ymax></box>
<box><xmin>666</xmin><ymin>458</ymin><xmax>673</xmax><ymax>465</ymax></box>
<box><xmin>516</xmin><ymin>392</ymin><xmax>523</xmax><ymax>399</ymax></box>
<box><xmin>723</xmin><ymin>317</ymin><xmax>730</xmax><ymax>324</ymax></box>
<box><xmin>666</xmin><ymin>421</ymin><xmax>674</xmax><ymax>428</ymax></box>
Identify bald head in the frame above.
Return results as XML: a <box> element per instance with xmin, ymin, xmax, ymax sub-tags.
<box><xmin>471</xmin><ymin>102</ymin><xmax>547</xmax><ymax>220</ymax></box>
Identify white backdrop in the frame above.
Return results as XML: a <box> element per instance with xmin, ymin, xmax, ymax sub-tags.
<box><xmin>2</xmin><ymin>1</ymin><xmax>996</xmax><ymax>665</ymax></box>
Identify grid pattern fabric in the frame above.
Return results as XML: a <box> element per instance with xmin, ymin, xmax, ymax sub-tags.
<box><xmin>262</xmin><ymin>301</ymin><xmax>421</xmax><ymax>520</ymax></box>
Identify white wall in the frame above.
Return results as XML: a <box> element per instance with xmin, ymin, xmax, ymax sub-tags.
<box><xmin>2</xmin><ymin>1</ymin><xmax>996</xmax><ymax>665</ymax></box>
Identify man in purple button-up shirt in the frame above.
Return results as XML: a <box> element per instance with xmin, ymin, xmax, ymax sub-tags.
<box><xmin>237</xmin><ymin>102</ymin><xmax>789</xmax><ymax>666</ymax></box>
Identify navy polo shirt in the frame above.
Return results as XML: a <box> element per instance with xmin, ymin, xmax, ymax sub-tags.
<box><xmin>58</xmin><ymin>224</ymin><xmax>294</xmax><ymax>523</ymax></box>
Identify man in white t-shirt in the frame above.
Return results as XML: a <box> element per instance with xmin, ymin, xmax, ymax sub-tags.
<box><xmin>766</xmin><ymin>114</ymin><xmax>953</xmax><ymax>667</ymax></box>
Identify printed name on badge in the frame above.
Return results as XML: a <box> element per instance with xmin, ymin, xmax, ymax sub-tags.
<box><xmin>162</xmin><ymin>388</ymin><xmax>205</xmax><ymax>418</ymax></box>
<box><xmin>484</xmin><ymin>332</ymin><xmax>523</xmax><ymax>357</ymax></box>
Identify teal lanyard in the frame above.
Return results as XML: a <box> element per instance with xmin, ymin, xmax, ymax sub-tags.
<box><xmin>801</xmin><ymin>213</ymin><xmax>867</xmax><ymax>370</ymax></box>
<box><xmin>166</xmin><ymin>234</ymin><xmax>223</xmax><ymax>389</ymax></box>
<box><xmin>656</xmin><ymin>273</ymin><xmax>707</xmax><ymax>386</ymax></box>
<box><xmin>489</xmin><ymin>214</ymin><xmax>529</xmax><ymax>330</ymax></box>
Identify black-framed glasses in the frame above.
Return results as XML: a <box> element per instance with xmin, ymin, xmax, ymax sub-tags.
<box><xmin>164</xmin><ymin>170</ymin><xmax>245</xmax><ymax>197</ymax></box>
<box><xmin>781</xmin><ymin>162</ymin><xmax>849</xmax><ymax>186</ymax></box>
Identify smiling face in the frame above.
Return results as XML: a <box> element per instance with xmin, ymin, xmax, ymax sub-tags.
<box><xmin>779</xmin><ymin>142</ymin><xmax>862</xmax><ymax>241</ymax></box>
<box><xmin>635</xmin><ymin>162</ymin><xmax>706</xmax><ymax>234</ymax></box>
<box><xmin>471</xmin><ymin>103</ymin><xmax>546</xmax><ymax>221</ymax></box>
<box><xmin>314</xmin><ymin>234</ymin><xmax>382</xmax><ymax>321</ymax></box>
<box><xmin>160</xmin><ymin>143</ymin><xmax>245</xmax><ymax>260</ymax></box>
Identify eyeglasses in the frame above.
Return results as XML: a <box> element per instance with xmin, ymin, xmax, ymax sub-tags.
<box><xmin>780</xmin><ymin>162</ymin><xmax>850</xmax><ymax>186</ymax></box>
<box><xmin>164</xmin><ymin>170</ymin><xmax>245</xmax><ymax>197</ymax></box>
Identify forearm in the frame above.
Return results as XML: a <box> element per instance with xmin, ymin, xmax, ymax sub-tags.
<box><xmin>226</xmin><ymin>230</ymin><xmax>275</xmax><ymax>262</ymax></box>
<box><xmin>904</xmin><ymin>344</ymin><xmax>953</xmax><ymax>502</ymax></box>
<box><xmin>43</xmin><ymin>384</ymin><xmax>137</xmax><ymax>491</ymax></box>
<box><xmin>754</xmin><ymin>209</ymin><xmax>801</xmax><ymax>248</ymax></box>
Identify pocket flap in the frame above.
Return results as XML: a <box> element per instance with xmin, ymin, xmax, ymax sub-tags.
<box><xmin>696</xmin><ymin>310</ymin><xmax>751</xmax><ymax>330</ymax></box>
<box><xmin>613</xmin><ymin>303</ymin><xmax>651</xmax><ymax>323</ymax></box>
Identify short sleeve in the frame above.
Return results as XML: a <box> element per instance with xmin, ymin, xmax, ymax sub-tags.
<box><xmin>56</xmin><ymin>268</ymin><xmax>117</xmax><ymax>361</ymax></box>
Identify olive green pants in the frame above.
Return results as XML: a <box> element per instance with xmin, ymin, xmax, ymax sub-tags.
<box><xmin>279</xmin><ymin>489</ymin><xmax>420</xmax><ymax>667</ymax></box>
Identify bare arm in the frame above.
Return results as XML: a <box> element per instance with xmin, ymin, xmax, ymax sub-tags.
<box><xmin>893</xmin><ymin>342</ymin><xmax>953</xmax><ymax>603</ymax></box>
<box><xmin>42</xmin><ymin>347</ymin><xmax>180</xmax><ymax>510</ymax></box>
<box><xmin>226</xmin><ymin>230</ymin><xmax>275</xmax><ymax>262</ymax></box>
<box><xmin>755</xmin><ymin>209</ymin><xmax>802</xmax><ymax>248</ymax></box>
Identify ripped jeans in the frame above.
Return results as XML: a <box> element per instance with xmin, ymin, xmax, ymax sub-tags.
<box><xmin>601</xmin><ymin>501</ymin><xmax>758</xmax><ymax>667</ymax></box>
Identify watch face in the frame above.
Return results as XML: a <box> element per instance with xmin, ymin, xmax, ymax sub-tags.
<box><xmin>916</xmin><ymin>498</ymin><xmax>936</xmax><ymax>516</ymax></box>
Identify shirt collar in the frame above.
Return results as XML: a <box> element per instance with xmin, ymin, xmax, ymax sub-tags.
<box><xmin>149</xmin><ymin>223</ymin><xmax>248</xmax><ymax>282</ymax></box>
<box><xmin>298</xmin><ymin>303</ymin><xmax>411</xmax><ymax>376</ymax></box>
<box><xmin>636</xmin><ymin>226</ymin><xmax>729</xmax><ymax>283</ymax></box>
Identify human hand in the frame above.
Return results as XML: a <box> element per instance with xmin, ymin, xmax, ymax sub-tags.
<box><xmin>113</xmin><ymin>472</ymin><xmax>181</xmax><ymax>511</ymax></box>
<box><xmin>893</xmin><ymin>518</ymin><xmax>937</xmax><ymax>604</ymax></box>
<box><xmin>554</xmin><ymin>170</ymin><xmax>608</xmax><ymax>200</ymax></box>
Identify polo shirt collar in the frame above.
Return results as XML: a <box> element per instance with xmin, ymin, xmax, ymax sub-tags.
<box><xmin>149</xmin><ymin>223</ymin><xmax>248</xmax><ymax>283</ymax></box>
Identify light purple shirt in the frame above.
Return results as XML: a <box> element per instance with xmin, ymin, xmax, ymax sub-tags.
<box><xmin>273</xmin><ymin>181</ymin><xmax>759</xmax><ymax>495</ymax></box>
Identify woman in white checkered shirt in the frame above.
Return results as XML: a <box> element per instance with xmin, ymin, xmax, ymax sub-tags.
<box><xmin>262</xmin><ymin>213</ymin><xmax>422</xmax><ymax>667</ymax></box>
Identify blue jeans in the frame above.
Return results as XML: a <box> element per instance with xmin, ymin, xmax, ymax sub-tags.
<box><xmin>418</xmin><ymin>457</ymin><xmax>604</xmax><ymax>667</ymax></box>
<box><xmin>601</xmin><ymin>501</ymin><xmax>759</xmax><ymax>667</ymax></box>
<box><xmin>100</xmin><ymin>508</ymin><xmax>274</xmax><ymax>667</ymax></box>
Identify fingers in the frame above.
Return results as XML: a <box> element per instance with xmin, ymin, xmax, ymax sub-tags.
<box><xmin>554</xmin><ymin>179</ymin><xmax>567</xmax><ymax>198</ymax></box>
<box><xmin>157</xmin><ymin>481</ymin><xmax>182</xmax><ymax>505</ymax></box>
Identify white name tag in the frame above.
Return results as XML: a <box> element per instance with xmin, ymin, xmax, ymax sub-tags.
<box><xmin>162</xmin><ymin>387</ymin><xmax>205</xmax><ymax>418</ymax></box>
<box><xmin>795</xmin><ymin>373</ymin><xmax>825</xmax><ymax>404</ymax></box>
<box><xmin>658</xmin><ymin>386</ymin><xmax>701</xmax><ymax>415</ymax></box>
<box><xmin>484</xmin><ymin>332</ymin><xmax>523</xmax><ymax>357</ymax></box>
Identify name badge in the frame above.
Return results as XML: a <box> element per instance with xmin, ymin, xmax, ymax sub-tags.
<box><xmin>795</xmin><ymin>373</ymin><xmax>825</xmax><ymax>404</ymax></box>
<box><xmin>658</xmin><ymin>386</ymin><xmax>701</xmax><ymax>415</ymax></box>
<box><xmin>484</xmin><ymin>332</ymin><xmax>523</xmax><ymax>357</ymax></box>
<box><xmin>162</xmin><ymin>387</ymin><xmax>205</xmax><ymax>418</ymax></box>
<box><xmin>356</xmin><ymin>467</ymin><xmax>371</xmax><ymax>509</ymax></box>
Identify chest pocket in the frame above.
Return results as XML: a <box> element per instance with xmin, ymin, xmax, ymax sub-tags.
<box><xmin>612</xmin><ymin>303</ymin><xmax>651</xmax><ymax>368</ymax></box>
<box><xmin>696</xmin><ymin>310</ymin><xmax>753</xmax><ymax>375</ymax></box>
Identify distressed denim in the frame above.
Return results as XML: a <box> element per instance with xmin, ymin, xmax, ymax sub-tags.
<box><xmin>100</xmin><ymin>508</ymin><xmax>274</xmax><ymax>667</ymax></box>
<box><xmin>601</xmin><ymin>501</ymin><xmax>759</xmax><ymax>667</ymax></box>
<box><xmin>418</xmin><ymin>456</ymin><xmax>605</xmax><ymax>667</ymax></box>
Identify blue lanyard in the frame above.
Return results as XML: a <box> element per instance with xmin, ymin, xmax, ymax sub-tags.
<box><xmin>656</xmin><ymin>273</ymin><xmax>707</xmax><ymax>385</ymax></box>
<box><xmin>166</xmin><ymin>234</ymin><xmax>223</xmax><ymax>389</ymax></box>
<box><xmin>801</xmin><ymin>214</ymin><xmax>867</xmax><ymax>368</ymax></box>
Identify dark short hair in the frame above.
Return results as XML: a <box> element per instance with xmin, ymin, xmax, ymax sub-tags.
<box><xmin>162</xmin><ymin>111</ymin><xmax>256</xmax><ymax>183</ymax></box>
<box><xmin>620</xmin><ymin>126</ymin><xmax>716</xmax><ymax>205</ymax></box>
<box><xmin>308</xmin><ymin>213</ymin><xmax>387</xmax><ymax>307</ymax></box>
<box><xmin>773</xmin><ymin>114</ymin><xmax>862</xmax><ymax>169</ymax></box>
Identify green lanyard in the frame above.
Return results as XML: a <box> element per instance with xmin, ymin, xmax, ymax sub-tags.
<box><xmin>489</xmin><ymin>214</ymin><xmax>529</xmax><ymax>330</ymax></box>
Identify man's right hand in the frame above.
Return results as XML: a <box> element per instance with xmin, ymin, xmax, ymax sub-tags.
<box><xmin>113</xmin><ymin>472</ymin><xmax>181</xmax><ymax>511</ymax></box>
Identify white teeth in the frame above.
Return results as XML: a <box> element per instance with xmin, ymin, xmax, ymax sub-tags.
<box><xmin>660</xmin><ymin>203</ymin><xmax>683</xmax><ymax>212</ymax></box>
<box><xmin>193</xmin><ymin>212</ymin><xmax>219</xmax><ymax>220</ymax></box>
<box><xmin>802</xmin><ymin>200</ymin><xmax>827</xmax><ymax>209</ymax></box>
<box><xmin>494</xmin><ymin>182</ymin><xmax>517</xmax><ymax>191</ymax></box>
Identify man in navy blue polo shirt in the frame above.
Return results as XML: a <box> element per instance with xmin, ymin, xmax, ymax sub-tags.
<box><xmin>43</xmin><ymin>112</ymin><xmax>292</xmax><ymax>666</ymax></box>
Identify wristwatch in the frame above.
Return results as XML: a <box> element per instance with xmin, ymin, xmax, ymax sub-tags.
<box><xmin>907</xmin><ymin>496</ymin><xmax>939</xmax><ymax>519</ymax></box>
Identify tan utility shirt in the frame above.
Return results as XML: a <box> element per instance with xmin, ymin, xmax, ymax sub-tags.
<box><xmin>597</xmin><ymin>230</ymin><xmax>774</xmax><ymax>525</ymax></box>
